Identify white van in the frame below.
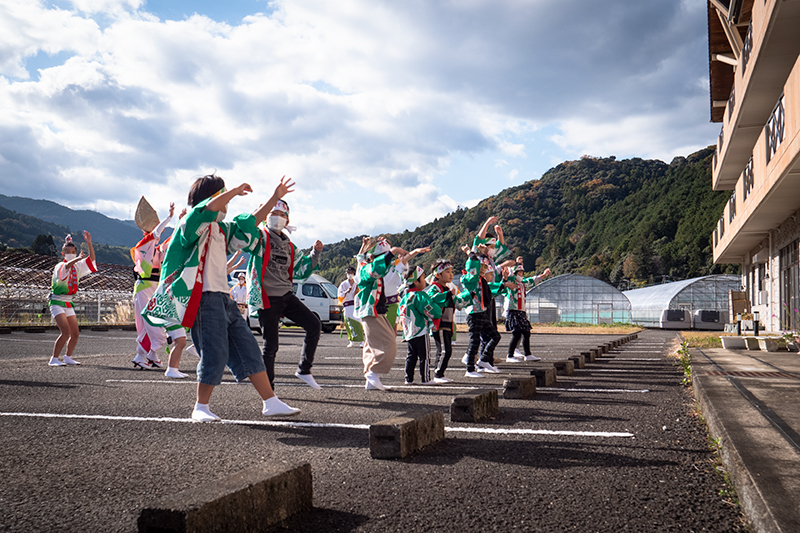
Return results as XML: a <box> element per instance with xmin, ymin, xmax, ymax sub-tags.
<box><xmin>228</xmin><ymin>271</ymin><xmax>343</xmax><ymax>333</ymax></box>
<box><xmin>289</xmin><ymin>274</ymin><xmax>343</xmax><ymax>333</ymax></box>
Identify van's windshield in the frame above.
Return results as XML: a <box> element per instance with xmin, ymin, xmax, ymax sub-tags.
<box><xmin>321</xmin><ymin>282</ymin><xmax>338</xmax><ymax>299</ymax></box>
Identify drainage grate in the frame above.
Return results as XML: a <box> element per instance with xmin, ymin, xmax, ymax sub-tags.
<box><xmin>705</xmin><ymin>370</ymin><xmax>799</xmax><ymax>379</ymax></box>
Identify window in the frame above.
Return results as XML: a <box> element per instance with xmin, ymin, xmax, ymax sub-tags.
<box><xmin>780</xmin><ymin>240</ymin><xmax>799</xmax><ymax>331</ymax></box>
<box><xmin>302</xmin><ymin>284</ymin><xmax>325</xmax><ymax>298</ymax></box>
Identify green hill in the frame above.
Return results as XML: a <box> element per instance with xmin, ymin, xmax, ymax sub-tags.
<box><xmin>314</xmin><ymin>146</ymin><xmax>739</xmax><ymax>287</ymax></box>
<box><xmin>0</xmin><ymin>204</ymin><xmax>134</xmax><ymax>266</ymax></box>
<box><xmin>0</xmin><ymin>194</ymin><xmax>146</xmax><ymax>247</ymax></box>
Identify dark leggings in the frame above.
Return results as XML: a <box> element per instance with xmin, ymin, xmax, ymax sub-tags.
<box><xmin>508</xmin><ymin>329</ymin><xmax>531</xmax><ymax>357</ymax></box>
<box><xmin>433</xmin><ymin>326</ymin><xmax>453</xmax><ymax>378</ymax></box>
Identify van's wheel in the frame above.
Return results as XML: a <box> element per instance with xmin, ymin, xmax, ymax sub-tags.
<box><xmin>322</xmin><ymin>324</ymin><xmax>337</xmax><ymax>334</ymax></box>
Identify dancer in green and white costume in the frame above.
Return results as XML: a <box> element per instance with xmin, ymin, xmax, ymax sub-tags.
<box><xmin>355</xmin><ymin>236</ymin><xmax>403</xmax><ymax>391</ymax></box>
<box><xmin>48</xmin><ymin>232</ymin><xmax>96</xmax><ymax>367</ymax></box>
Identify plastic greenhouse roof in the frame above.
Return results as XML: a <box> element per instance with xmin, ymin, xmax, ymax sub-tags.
<box><xmin>622</xmin><ymin>275</ymin><xmax>741</xmax><ymax>309</ymax></box>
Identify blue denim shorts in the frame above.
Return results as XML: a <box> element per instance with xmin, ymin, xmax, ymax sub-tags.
<box><xmin>191</xmin><ymin>292</ymin><xmax>266</xmax><ymax>386</ymax></box>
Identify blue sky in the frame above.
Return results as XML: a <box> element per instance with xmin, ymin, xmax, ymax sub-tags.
<box><xmin>0</xmin><ymin>0</ymin><xmax>718</xmax><ymax>247</ymax></box>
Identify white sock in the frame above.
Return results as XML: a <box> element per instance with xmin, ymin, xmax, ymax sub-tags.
<box><xmin>191</xmin><ymin>402</ymin><xmax>220</xmax><ymax>422</ymax></box>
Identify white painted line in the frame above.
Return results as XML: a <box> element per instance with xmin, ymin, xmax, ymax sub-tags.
<box><xmin>577</xmin><ymin>369</ymin><xmax>671</xmax><ymax>373</ymax></box>
<box><xmin>545</xmin><ymin>387</ymin><xmax>650</xmax><ymax>393</ymax></box>
<box><xmin>0</xmin><ymin>411</ymin><xmax>634</xmax><ymax>438</ymax></box>
<box><xmin>324</xmin><ymin>357</ymin><xmax>362</xmax><ymax>360</ymax></box>
<box><xmin>445</xmin><ymin>427</ymin><xmax>635</xmax><ymax>438</ymax></box>
<box><xmin>603</xmin><ymin>358</ymin><xmax>663</xmax><ymax>361</ymax></box>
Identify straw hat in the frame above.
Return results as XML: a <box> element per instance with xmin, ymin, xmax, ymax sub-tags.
<box><xmin>135</xmin><ymin>196</ymin><xmax>159</xmax><ymax>233</ymax></box>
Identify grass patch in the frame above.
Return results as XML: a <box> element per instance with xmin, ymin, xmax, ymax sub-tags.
<box><xmin>679</xmin><ymin>330</ymin><xmax>734</xmax><ymax>349</ymax></box>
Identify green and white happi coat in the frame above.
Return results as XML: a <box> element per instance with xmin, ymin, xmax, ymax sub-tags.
<box><xmin>354</xmin><ymin>252</ymin><xmax>394</xmax><ymax>319</ymax></box>
<box><xmin>399</xmin><ymin>288</ymin><xmax>442</xmax><ymax>340</ymax></box>
<box><xmin>244</xmin><ymin>228</ymin><xmax>318</xmax><ymax>311</ymax></box>
<box><xmin>142</xmin><ymin>198</ymin><xmax>260</xmax><ymax>328</ymax></box>
<box><xmin>460</xmin><ymin>253</ymin><xmax>505</xmax><ymax>315</ymax></box>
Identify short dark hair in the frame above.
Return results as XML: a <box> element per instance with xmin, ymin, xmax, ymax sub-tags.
<box><xmin>188</xmin><ymin>174</ymin><xmax>225</xmax><ymax>207</ymax></box>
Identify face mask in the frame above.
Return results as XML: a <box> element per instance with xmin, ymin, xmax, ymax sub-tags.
<box><xmin>347</xmin><ymin>274</ymin><xmax>354</xmax><ymax>280</ymax></box>
<box><xmin>64</xmin><ymin>253</ymin><xmax>77</xmax><ymax>261</ymax></box>
<box><xmin>267</xmin><ymin>216</ymin><xmax>286</xmax><ymax>231</ymax></box>
<box><xmin>515</xmin><ymin>274</ymin><xmax>523</xmax><ymax>282</ymax></box>
<box><xmin>486</xmin><ymin>247</ymin><xmax>495</xmax><ymax>258</ymax></box>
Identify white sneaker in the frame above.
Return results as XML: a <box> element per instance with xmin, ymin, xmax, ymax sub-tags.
<box><xmin>262</xmin><ymin>397</ymin><xmax>301</xmax><ymax>417</ymax></box>
<box><xmin>365</xmin><ymin>371</ymin><xmax>387</xmax><ymax>390</ymax></box>
<box><xmin>477</xmin><ymin>360</ymin><xmax>501</xmax><ymax>373</ymax></box>
<box><xmin>63</xmin><ymin>355</ymin><xmax>81</xmax><ymax>365</ymax></box>
<box><xmin>48</xmin><ymin>357</ymin><xmax>65</xmax><ymax>366</ymax></box>
<box><xmin>420</xmin><ymin>380</ymin><xmax>437</xmax><ymax>385</ymax></box>
<box><xmin>514</xmin><ymin>349</ymin><xmax>526</xmax><ymax>358</ymax></box>
<box><xmin>295</xmin><ymin>372</ymin><xmax>322</xmax><ymax>390</ymax></box>
<box><xmin>346</xmin><ymin>341</ymin><xmax>355</xmax><ymax>348</ymax></box>
<box><xmin>461</xmin><ymin>354</ymin><xmax>469</xmax><ymax>365</ymax></box>
<box><xmin>132</xmin><ymin>356</ymin><xmax>153</xmax><ymax>370</ymax></box>
<box><xmin>147</xmin><ymin>358</ymin><xmax>164</xmax><ymax>369</ymax></box>
<box><xmin>359</xmin><ymin>342</ymin><xmax>364</xmax><ymax>348</ymax></box>
<box><xmin>433</xmin><ymin>377</ymin><xmax>452</xmax><ymax>384</ymax></box>
<box><xmin>186</xmin><ymin>344</ymin><xmax>199</xmax><ymax>357</ymax></box>
<box><xmin>506</xmin><ymin>355</ymin><xmax>524</xmax><ymax>362</ymax></box>
<box><xmin>464</xmin><ymin>371</ymin><xmax>484</xmax><ymax>378</ymax></box>
<box><xmin>165</xmin><ymin>367</ymin><xmax>188</xmax><ymax>379</ymax></box>
<box><xmin>524</xmin><ymin>355</ymin><xmax>541</xmax><ymax>361</ymax></box>
<box><xmin>191</xmin><ymin>406</ymin><xmax>220</xmax><ymax>422</ymax></box>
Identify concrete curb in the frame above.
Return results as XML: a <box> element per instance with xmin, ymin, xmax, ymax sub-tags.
<box><xmin>502</xmin><ymin>376</ymin><xmax>537</xmax><ymax>399</ymax></box>
<box><xmin>138</xmin><ymin>462</ymin><xmax>312</xmax><ymax>533</ymax></box>
<box><xmin>692</xmin><ymin>351</ymin><xmax>800</xmax><ymax>533</ymax></box>
<box><xmin>370</xmin><ymin>410</ymin><xmax>445</xmax><ymax>459</ymax></box>
<box><xmin>450</xmin><ymin>389</ymin><xmax>499</xmax><ymax>422</ymax></box>
<box><xmin>529</xmin><ymin>366</ymin><xmax>557</xmax><ymax>387</ymax></box>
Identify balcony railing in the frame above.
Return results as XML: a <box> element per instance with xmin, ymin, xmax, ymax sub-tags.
<box><xmin>728</xmin><ymin>83</ymin><xmax>735</xmax><ymax>122</ymax></box>
<box><xmin>742</xmin><ymin>22</ymin><xmax>753</xmax><ymax>73</ymax></box>
<box><xmin>728</xmin><ymin>191</ymin><xmax>736</xmax><ymax>223</ymax></box>
<box><xmin>742</xmin><ymin>156</ymin><xmax>754</xmax><ymax>201</ymax></box>
<box><xmin>765</xmin><ymin>94</ymin><xmax>785</xmax><ymax>165</ymax></box>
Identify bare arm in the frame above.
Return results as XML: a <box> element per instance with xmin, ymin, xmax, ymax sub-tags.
<box><xmin>253</xmin><ymin>176</ymin><xmax>295</xmax><ymax>224</ymax></box>
<box><xmin>477</xmin><ymin>216</ymin><xmax>497</xmax><ymax>240</ymax></box>
<box><xmin>400</xmin><ymin>247</ymin><xmax>430</xmax><ymax>265</ymax></box>
<box><xmin>83</xmin><ymin>231</ymin><xmax>95</xmax><ymax>264</ymax></box>
<box><xmin>206</xmin><ymin>183</ymin><xmax>253</xmax><ymax>212</ymax></box>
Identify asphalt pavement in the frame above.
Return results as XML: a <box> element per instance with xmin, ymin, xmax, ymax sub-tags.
<box><xmin>0</xmin><ymin>326</ymin><xmax>749</xmax><ymax>532</ymax></box>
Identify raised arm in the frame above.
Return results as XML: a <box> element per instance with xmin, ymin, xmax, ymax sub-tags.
<box><xmin>253</xmin><ymin>176</ymin><xmax>295</xmax><ymax>224</ymax></box>
<box><xmin>83</xmin><ymin>231</ymin><xmax>95</xmax><ymax>264</ymax></box>
<box><xmin>477</xmin><ymin>216</ymin><xmax>498</xmax><ymax>240</ymax></box>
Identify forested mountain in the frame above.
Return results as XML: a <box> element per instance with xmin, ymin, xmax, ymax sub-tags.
<box><xmin>0</xmin><ymin>146</ymin><xmax>739</xmax><ymax>281</ymax></box>
<box><xmin>0</xmin><ymin>204</ymin><xmax>134</xmax><ymax>265</ymax></box>
<box><xmin>314</xmin><ymin>146</ymin><xmax>739</xmax><ymax>287</ymax></box>
<box><xmin>0</xmin><ymin>194</ymin><xmax>146</xmax><ymax>247</ymax></box>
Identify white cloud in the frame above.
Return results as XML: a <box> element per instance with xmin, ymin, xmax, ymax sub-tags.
<box><xmin>0</xmin><ymin>0</ymin><xmax>721</xmax><ymax>248</ymax></box>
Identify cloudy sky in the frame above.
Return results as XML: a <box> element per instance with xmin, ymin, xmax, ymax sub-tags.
<box><xmin>1</xmin><ymin>0</ymin><xmax>718</xmax><ymax>247</ymax></box>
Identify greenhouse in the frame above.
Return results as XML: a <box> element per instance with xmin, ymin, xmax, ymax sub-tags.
<box><xmin>622</xmin><ymin>275</ymin><xmax>742</xmax><ymax>329</ymax></box>
<box><xmin>524</xmin><ymin>273</ymin><xmax>632</xmax><ymax>325</ymax></box>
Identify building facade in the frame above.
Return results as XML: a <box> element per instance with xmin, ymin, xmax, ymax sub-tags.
<box><xmin>708</xmin><ymin>0</ymin><xmax>800</xmax><ymax>333</ymax></box>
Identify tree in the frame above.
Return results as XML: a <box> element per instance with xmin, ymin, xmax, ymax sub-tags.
<box><xmin>31</xmin><ymin>234</ymin><xmax>57</xmax><ymax>257</ymax></box>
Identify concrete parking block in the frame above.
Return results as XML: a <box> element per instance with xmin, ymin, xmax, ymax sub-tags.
<box><xmin>138</xmin><ymin>462</ymin><xmax>312</xmax><ymax>533</ymax></box>
<box><xmin>568</xmin><ymin>354</ymin><xmax>585</xmax><ymax>369</ymax></box>
<box><xmin>450</xmin><ymin>389</ymin><xmax>499</xmax><ymax>422</ymax></box>
<box><xmin>552</xmin><ymin>360</ymin><xmax>574</xmax><ymax>375</ymax></box>
<box><xmin>580</xmin><ymin>350</ymin><xmax>596</xmax><ymax>363</ymax></box>
<box><xmin>370</xmin><ymin>410</ymin><xmax>445</xmax><ymax>459</ymax></box>
<box><xmin>503</xmin><ymin>376</ymin><xmax>537</xmax><ymax>399</ymax></box>
<box><xmin>529</xmin><ymin>366</ymin><xmax>557</xmax><ymax>387</ymax></box>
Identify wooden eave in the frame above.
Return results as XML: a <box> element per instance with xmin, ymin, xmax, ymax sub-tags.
<box><xmin>707</xmin><ymin>0</ymin><xmax>753</xmax><ymax>123</ymax></box>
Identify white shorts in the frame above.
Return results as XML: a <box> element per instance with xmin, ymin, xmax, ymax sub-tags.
<box><xmin>167</xmin><ymin>327</ymin><xmax>186</xmax><ymax>340</ymax></box>
<box><xmin>50</xmin><ymin>305</ymin><xmax>75</xmax><ymax>318</ymax></box>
